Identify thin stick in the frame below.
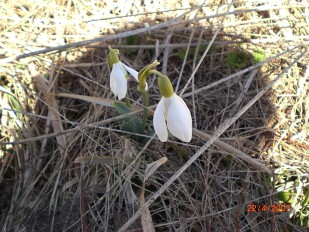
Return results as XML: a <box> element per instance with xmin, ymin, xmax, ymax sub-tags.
<box><xmin>180</xmin><ymin>0</ymin><xmax>235</xmax><ymax>96</ymax></box>
<box><xmin>11</xmin><ymin>4</ymin><xmax>301</xmax><ymax>61</ymax></box>
<box><xmin>175</xmin><ymin>28</ymin><xmax>196</xmax><ymax>92</ymax></box>
<box><xmin>75</xmin><ymin>164</ymin><xmax>89</xmax><ymax>232</ymax></box>
<box><xmin>162</xmin><ymin>31</ymin><xmax>173</xmax><ymax>74</ymax></box>
<box><xmin>182</xmin><ymin>44</ymin><xmax>302</xmax><ymax>98</ymax></box>
<box><xmin>117</xmin><ymin>50</ymin><xmax>307</xmax><ymax>232</ymax></box>
<box><xmin>98</xmin><ymin>41</ymin><xmax>241</xmax><ymax>50</ymax></box>
<box><xmin>192</xmin><ymin>128</ymin><xmax>271</xmax><ymax>174</ymax></box>
<box><xmin>15</xmin><ymin>5</ymin><xmax>203</xmax><ymax>60</ymax></box>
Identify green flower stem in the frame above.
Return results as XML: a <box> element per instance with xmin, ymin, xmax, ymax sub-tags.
<box><xmin>141</xmin><ymin>89</ymin><xmax>149</xmax><ymax>132</ymax></box>
<box><xmin>148</xmin><ymin>69</ymin><xmax>163</xmax><ymax>77</ymax></box>
<box><xmin>138</xmin><ymin>60</ymin><xmax>160</xmax><ymax>91</ymax></box>
<box><xmin>148</xmin><ymin>70</ymin><xmax>174</xmax><ymax>98</ymax></box>
<box><xmin>139</xmin><ymin>69</ymin><xmax>172</xmax><ymax>132</ymax></box>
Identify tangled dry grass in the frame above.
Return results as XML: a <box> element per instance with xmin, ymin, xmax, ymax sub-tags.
<box><xmin>0</xmin><ymin>0</ymin><xmax>308</xmax><ymax>231</ymax></box>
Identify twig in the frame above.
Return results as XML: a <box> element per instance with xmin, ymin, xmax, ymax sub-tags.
<box><xmin>228</xmin><ymin>68</ymin><xmax>259</xmax><ymax>117</ymax></box>
<box><xmin>95</xmin><ymin>41</ymin><xmax>242</xmax><ymax>50</ymax></box>
<box><xmin>162</xmin><ymin>31</ymin><xmax>173</xmax><ymax>74</ymax></box>
<box><xmin>14</xmin><ymin>5</ymin><xmax>203</xmax><ymax>60</ymax></box>
<box><xmin>175</xmin><ymin>28</ymin><xmax>196</xmax><ymax>92</ymax></box>
<box><xmin>192</xmin><ymin>128</ymin><xmax>271</xmax><ymax>174</ymax></box>
<box><xmin>185</xmin><ymin>44</ymin><xmax>302</xmax><ymax>97</ymax></box>
<box><xmin>179</xmin><ymin>0</ymin><xmax>235</xmax><ymax>96</ymax></box>
<box><xmin>75</xmin><ymin>163</ymin><xmax>89</xmax><ymax>232</ymax></box>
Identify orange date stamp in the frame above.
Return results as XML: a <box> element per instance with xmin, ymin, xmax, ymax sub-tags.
<box><xmin>247</xmin><ymin>204</ymin><xmax>291</xmax><ymax>213</ymax></box>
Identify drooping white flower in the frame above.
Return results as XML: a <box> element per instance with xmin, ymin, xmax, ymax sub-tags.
<box><xmin>154</xmin><ymin>93</ymin><xmax>192</xmax><ymax>142</ymax></box>
<box><xmin>110</xmin><ymin>61</ymin><xmax>139</xmax><ymax>100</ymax></box>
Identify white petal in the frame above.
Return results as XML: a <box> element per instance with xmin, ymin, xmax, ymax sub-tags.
<box><xmin>121</xmin><ymin>62</ymin><xmax>138</xmax><ymax>80</ymax></box>
<box><xmin>121</xmin><ymin>62</ymin><xmax>149</xmax><ymax>90</ymax></box>
<box><xmin>119</xmin><ymin>62</ymin><xmax>128</xmax><ymax>76</ymax></box>
<box><xmin>166</xmin><ymin>94</ymin><xmax>192</xmax><ymax>142</ymax></box>
<box><xmin>111</xmin><ymin>63</ymin><xmax>127</xmax><ymax>100</ymax></box>
<box><xmin>110</xmin><ymin>64</ymin><xmax>119</xmax><ymax>95</ymax></box>
<box><xmin>115</xmin><ymin>76</ymin><xmax>127</xmax><ymax>100</ymax></box>
<box><xmin>110</xmin><ymin>73</ymin><xmax>117</xmax><ymax>96</ymax></box>
<box><xmin>153</xmin><ymin>97</ymin><xmax>168</xmax><ymax>142</ymax></box>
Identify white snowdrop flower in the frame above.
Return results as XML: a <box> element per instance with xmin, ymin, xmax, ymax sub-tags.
<box><xmin>110</xmin><ymin>61</ymin><xmax>138</xmax><ymax>100</ymax></box>
<box><xmin>153</xmin><ymin>75</ymin><xmax>192</xmax><ymax>142</ymax></box>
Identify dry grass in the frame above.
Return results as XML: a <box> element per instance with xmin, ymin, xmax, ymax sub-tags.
<box><xmin>0</xmin><ymin>0</ymin><xmax>308</xmax><ymax>231</ymax></box>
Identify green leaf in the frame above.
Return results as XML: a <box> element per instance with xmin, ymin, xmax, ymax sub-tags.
<box><xmin>112</xmin><ymin>101</ymin><xmax>144</xmax><ymax>142</ymax></box>
<box><xmin>302</xmin><ymin>188</ymin><xmax>309</xmax><ymax>208</ymax></box>
<box><xmin>113</xmin><ymin>101</ymin><xmax>131</xmax><ymax>115</ymax></box>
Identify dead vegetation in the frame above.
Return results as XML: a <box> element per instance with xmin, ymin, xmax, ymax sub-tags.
<box><xmin>0</xmin><ymin>0</ymin><xmax>308</xmax><ymax>231</ymax></box>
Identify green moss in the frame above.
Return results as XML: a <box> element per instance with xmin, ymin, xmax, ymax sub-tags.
<box><xmin>226</xmin><ymin>51</ymin><xmax>248</xmax><ymax>69</ymax></box>
<box><xmin>252</xmin><ymin>49</ymin><xmax>266</xmax><ymax>64</ymax></box>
